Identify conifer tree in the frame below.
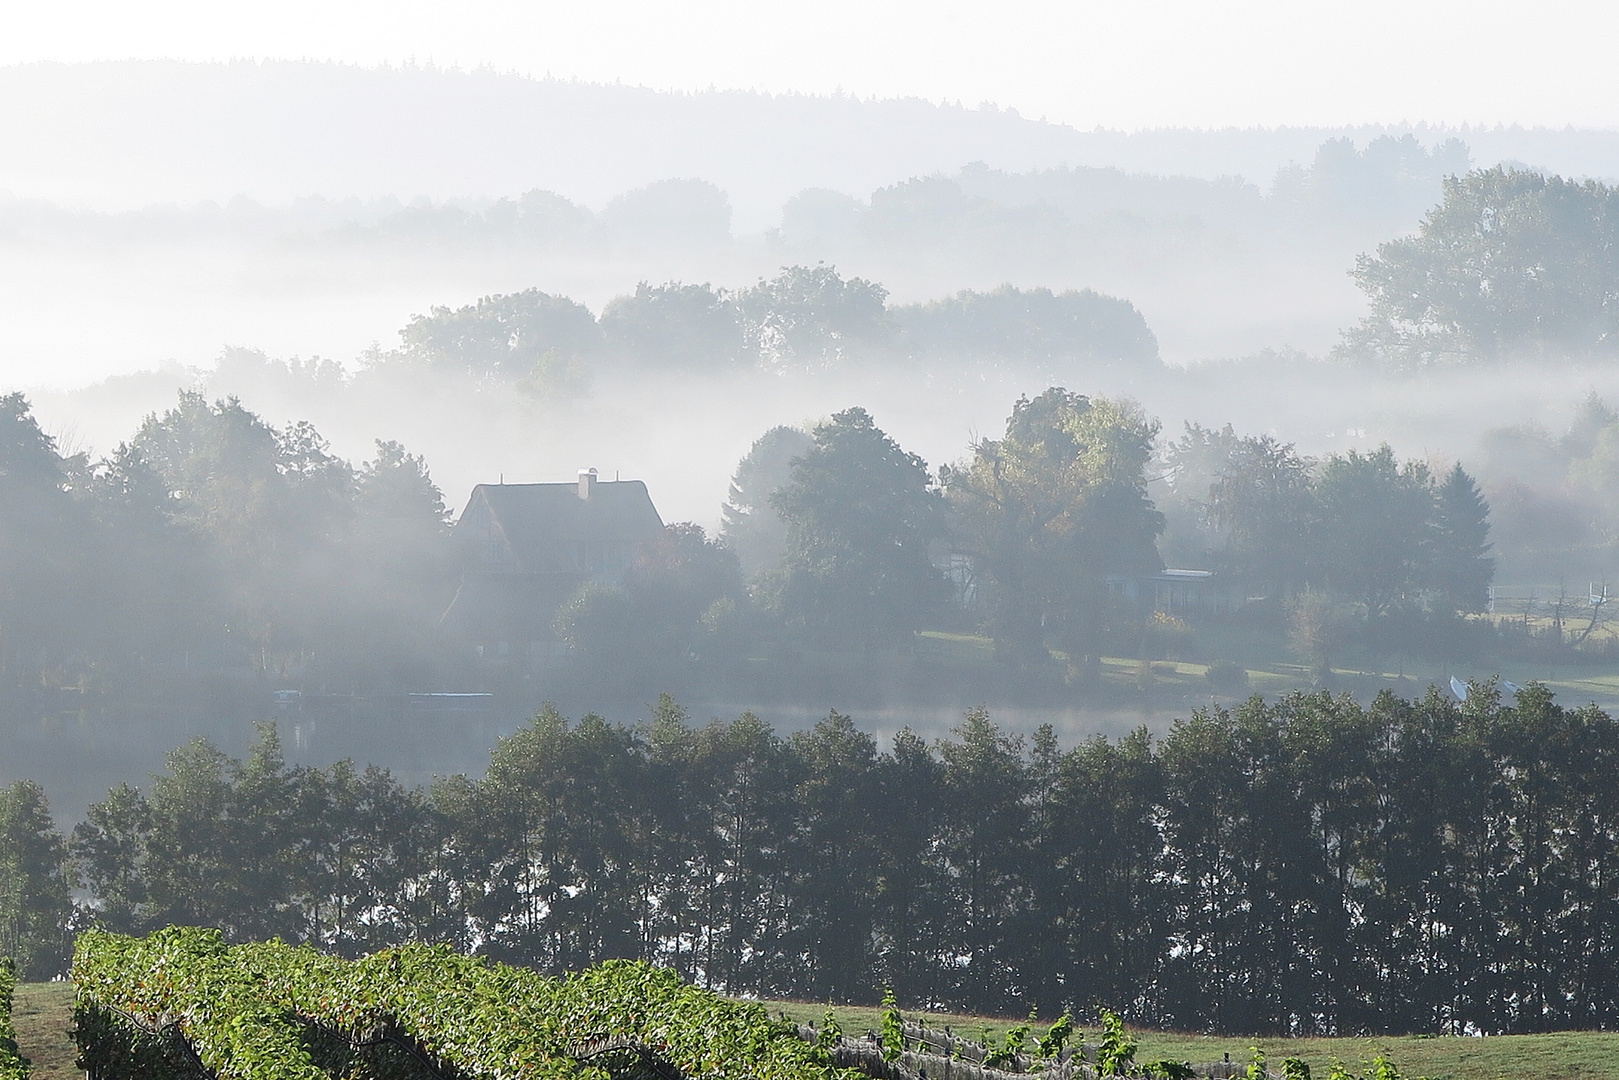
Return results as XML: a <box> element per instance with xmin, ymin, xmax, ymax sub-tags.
<box><xmin>1431</xmin><ymin>462</ymin><xmax>1495</xmax><ymax>613</ymax></box>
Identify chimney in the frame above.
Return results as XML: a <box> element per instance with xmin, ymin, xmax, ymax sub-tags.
<box><xmin>577</xmin><ymin>468</ymin><xmax>597</xmax><ymax>500</ymax></box>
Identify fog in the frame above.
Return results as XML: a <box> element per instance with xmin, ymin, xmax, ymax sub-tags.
<box><xmin>10</xmin><ymin>61</ymin><xmax>1619</xmax><ymax>225</ymax></box>
<box><xmin>29</xmin><ymin>346</ymin><xmax>1619</xmax><ymax>543</ymax></box>
<box><xmin>8</xmin><ymin>60</ymin><xmax>1619</xmax><ymax>822</ymax></box>
<box><xmin>5</xmin><ymin>61</ymin><xmax>1619</xmax><ymax>388</ymax></box>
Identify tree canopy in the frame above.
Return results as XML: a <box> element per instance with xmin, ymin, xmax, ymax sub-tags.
<box><xmin>398</xmin><ymin>289</ymin><xmax>603</xmax><ymax>389</ymax></box>
<box><xmin>720</xmin><ymin>425</ymin><xmax>814</xmax><ymax>577</ymax></box>
<box><xmin>599</xmin><ymin>281</ymin><xmax>745</xmax><ymax>368</ymax></box>
<box><xmin>14</xmin><ymin>685</ymin><xmax>1619</xmax><ymax>1033</ymax></box>
<box><xmin>0</xmin><ymin>779</ymin><xmax>71</xmax><ymax>979</ymax></box>
<box><xmin>1163</xmin><ymin>425</ymin><xmax>1496</xmax><ymax>619</ymax></box>
<box><xmin>1314</xmin><ymin>447</ymin><xmax>1437</xmax><ymax>618</ymax></box>
<box><xmin>735</xmin><ymin>266</ymin><xmax>891</xmax><ymax>368</ymax></box>
<box><xmin>765</xmin><ymin>407</ymin><xmax>946</xmax><ymax>645</ymax></box>
<box><xmin>943</xmin><ymin>389</ymin><xmax>1163</xmax><ymax>665</ymax></box>
<box><xmin>0</xmin><ymin>391</ymin><xmax>461</xmax><ymax>704</ymax></box>
<box><xmin>1342</xmin><ymin>167</ymin><xmax>1619</xmax><ymax>366</ymax></box>
<box><xmin>893</xmin><ymin>285</ymin><xmax>1160</xmax><ymax>367</ymax></box>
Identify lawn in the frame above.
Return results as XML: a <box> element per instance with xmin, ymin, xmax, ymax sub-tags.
<box><xmin>907</xmin><ymin>621</ymin><xmax>1619</xmax><ymax>718</ymax></box>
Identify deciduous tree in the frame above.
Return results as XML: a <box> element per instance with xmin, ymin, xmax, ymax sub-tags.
<box><xmin>721</xmin><ymin>426</ymin><xmax>814</xmax><ymax>578</ymax></box>
<box><xmin>0</xmin><ymin>780</ymin><xmax>72</xmax><ymax>979</ymax></box>
<box><xmin>1341</xmin><ymin>167</ymin><xmax>1619</xmax><ymax>366</ymax></box>
<box><xmin>767</xmin><ymin>407</ymin><xmax>946</xmax><ymax>646</ymax></box>
<box><xmin>943</xmin><ymin>388</ymin><xmax>1162</xmax><ymax>667</ymax></box>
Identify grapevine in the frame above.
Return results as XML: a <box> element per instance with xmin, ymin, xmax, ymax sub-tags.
<box><xmin>878</xmin><ymin>987</ymin><xmax>903</xmax><ymax>1063</ymax></box>
<box><xmin>1096</xmin><ymin>1008</ymin><xmax>1138</xmax><ymax>1077</ymax></box>
<box><xmin>74</xmin><ymin>928</ymin><xmax>860</xmax><ymax>1080</ymax></box>
<box><xmin>1035</xmin><ymin>1012</ymin><xmax>1074</xmax><ymax>1062</ymax></box>
<box><xmin>0</xmin><ymin>958</ymin><xmax>29</xmax><ymax>1080</ymax></box>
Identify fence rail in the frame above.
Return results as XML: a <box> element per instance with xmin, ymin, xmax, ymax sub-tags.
<box><xmin>803</xmin><ymin>1022</ymin><xmax>1283</xmax><ymax>1080</ymax></box>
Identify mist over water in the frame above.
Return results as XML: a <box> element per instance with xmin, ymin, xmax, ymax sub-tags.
<box><xmin>15</xmin><ymin>346</ymin><xmax>1611</xmax><ymax>824</ymax></box>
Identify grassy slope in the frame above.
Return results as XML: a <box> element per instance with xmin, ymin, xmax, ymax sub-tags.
<box><xmin>20</xmin><ymin>979</ymin><xmax>1619</xmax><ymax>1080</ymax></box>
<box><xmin>765</xmin><ymin>1000</ymin><xmax>1619</xmax><ymax>1080</ymax></box>
<box><xmin>11</xmin><ymin>984</ymin><xmax>75</xmax><ymax>1080</ymax></box>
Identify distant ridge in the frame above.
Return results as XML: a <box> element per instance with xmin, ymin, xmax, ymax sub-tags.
<box><xmin>6</xmin><ymin>61</ymin><xmax>1619</xmax><ymax>228</ymax></box>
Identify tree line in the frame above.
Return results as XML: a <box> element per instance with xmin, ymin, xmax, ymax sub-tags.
<box><xmin>352</xmin><ymin>136</ymin><xmax>1462</xmax><ymax>252</ymax></box>
<box><xmin>389</xmin><ymin>267</ymin><xmax>1159</xmax><ymax>388</ymax></box>
<box><xmin>368</xmin><ymin>159</ymin><xmax>1619</xmax><ymax>372</ymax></box>
<box><xmin>0</xmin><ymin>377</ymin><xmax>1499</xmax><ymax>735</ymax></box>
<box><xmin>0</xmin><ymin>391</ymin><xmax>459</xmax><ymax>723</ymax></box>
<box><xmin>686</xmin><ymin>392</ymin><xmax>1495</xmax><ymax>681</ymax></box>
<box><xmin>7</xmin><ymin>130</ymin><xmax>1463</xmax><ymax>256</ymax></box>
<box><xmin>1154</xmin><ymin>424</ymin><xmax>1494</xmax><ymax>662</ymax></box>
<box><xmin>7</xmin><ymin>683</ymin><xmax>1619</xmax><ymax>1036</ymax></box>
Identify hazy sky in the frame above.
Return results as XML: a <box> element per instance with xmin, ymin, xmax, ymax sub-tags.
<box><xmin>7</xmin><ymin>0</ymin><xmax>1618</xmax><ymax>131</ymax></box>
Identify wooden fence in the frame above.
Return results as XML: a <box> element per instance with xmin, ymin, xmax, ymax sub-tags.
<box><xmin>803</xmin><ymin>1021</ymin><xmax>1283</xmax><ymax>1080</ymax></box>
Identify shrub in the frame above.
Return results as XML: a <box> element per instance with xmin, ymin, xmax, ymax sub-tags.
<box><xmin>1205</xmin><ymin>658</ymin><xmax>1251</xmax><ymax>693</ymax></box>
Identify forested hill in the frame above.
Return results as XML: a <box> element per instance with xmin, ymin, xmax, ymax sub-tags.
<box><xmin>7</xmin><ymin>61</ymin><xmax>1619</xmax><ymax>225</ymax></box>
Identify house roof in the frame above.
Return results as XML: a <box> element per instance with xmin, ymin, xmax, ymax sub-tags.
<box><xmin>454</xmin><ymin>479</ymin><xmax>665</xmax><ymax>576</ymax></box>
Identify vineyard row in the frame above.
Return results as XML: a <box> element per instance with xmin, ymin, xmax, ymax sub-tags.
<box><xmin>0</xmin><ymin>959</ymin><xmax>27</xmax><ymax>1080</ymax></box>
<box><xmin>73</xmin><ymin>927</ymin><xmax>859</xmax><ymax>1080</ymax></box>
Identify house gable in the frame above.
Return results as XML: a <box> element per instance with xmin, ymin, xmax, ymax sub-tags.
<box><xmin>442</xmin><ymin>476</ymin><xmax>666</xmax><ymax>657</ymax></box>
<box><xmin>455</xmin><ymin>479</ymin><xmax>665</xmax><ymax>581</ymax></box>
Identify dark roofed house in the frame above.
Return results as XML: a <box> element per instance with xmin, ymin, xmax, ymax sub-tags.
<box><xmin>442</xmin><ymin>469</ymin><xmax>665</xmax><ymax>664</ymax></box>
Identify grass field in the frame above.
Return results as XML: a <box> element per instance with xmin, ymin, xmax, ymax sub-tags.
<box><xmin>11</xmin><ymin>983</ymin><xmax>74</xmax><ymax>1080</ymax></box>
<box><xmin>17</xmin><ymin>981</ymin><xmax>1619</xmax><ymax>1080</ymax></box>
<box><xmin>766</xmin><ymin>999</ymin><xmax>1619</xmax><ymax>1080</ymax></box>
<box><xmin>923</xmin><ymin>624</ymin><xmax>1619</xmax><ymax>718</ymax></box>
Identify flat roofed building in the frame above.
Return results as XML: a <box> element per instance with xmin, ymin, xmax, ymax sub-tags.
<box><xmin>1106</xmin><ymin>568</ymin><xmax>1248</xmax><ymax>617</ymax></box>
